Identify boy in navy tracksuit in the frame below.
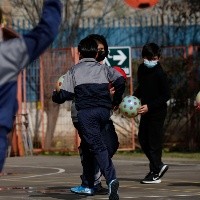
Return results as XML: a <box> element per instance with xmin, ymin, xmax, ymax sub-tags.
<box><xmin>52</xmin><ymin>37</ymin><xmax>125</xmax><ymax>200</ymax></box>
<box><xmin>134</xmin><ymin>43</ymin><xmax>170</xmax><ymax>184</ymax></box>
<box><xmin>0</xmin><ymin>0</ymin><xmax>61</xmax><ymax>174</ymax></box>
<box><xmin>69</xmin><ymin>34</ymin><xmax>119</xmax><ymax>195</ymax></box>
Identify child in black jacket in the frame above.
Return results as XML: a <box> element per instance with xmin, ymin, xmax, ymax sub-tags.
<box><xmin>134</xmin><ymin>43</ymin><xmax>170</xmax><ymax>184</ymax></box>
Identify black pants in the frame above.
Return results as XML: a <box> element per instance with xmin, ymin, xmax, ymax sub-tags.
<box><xmin>77</xmin><ymin>107</ymin><xmax>117</xmax><ymax>188</ymax></box>
<box><xmin>74</xmin><ymin>119</ymin><xmax>119</xmax><ymax>187</ymax></box>
<box><xmin>138</xmin><ymin>109</ymin><xmax>167</xmax><ymax>174</ymax></box>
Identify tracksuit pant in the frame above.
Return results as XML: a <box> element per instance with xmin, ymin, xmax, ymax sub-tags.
<box><xmin>73</xmin><ymin>119</ymin><xmax>119</xmax><ymax>187</ymax></box>
<box><xmin>77</xmin><ymin>107</ymin><xmax>117</xmax><ymax>188</ymax></box>
<box><xmin>138</xmin><ymin>109</ymin><xmax>167</xmax><ymax>174</ymax></box>
<box><xmin>0</xmin><ymin>127</ymin><xmax>9</xmax><ymax>172</ymax></box>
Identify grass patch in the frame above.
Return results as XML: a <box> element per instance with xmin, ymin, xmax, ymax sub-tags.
<box><xmin>35</xmin><ymin>150</ymin><xmax>79</xmax><ymax>156</ymax></box>
<box><xmin>162</xmin><ymin>152</ymin><xmax>200</xmax><ymax>160</ymax></box>
<box><xmin>35</xmin><ymin>149</ymin><xmax>200</xmax><ymax>160</ymax></box>
<box><xmin>115</xmin><ymin>150</ymin><xmax>200</xmax><ymax>160</ymax></box>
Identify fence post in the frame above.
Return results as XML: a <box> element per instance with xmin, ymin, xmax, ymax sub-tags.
<box><xmin>39</xmin><ymin>56</ymin><xmax>45</xmax><ymax>150</ymax></box>
<box><xmin>71</xmin><ymin>47</ymin><xmax>80</xmax><ymax>151</ymax></box>
<box><xmin>130</xmin><ymin>48</ymin><xmax>135</xmax><ymax>150</ymax></box>
<box><xmin>16</xmin><ymin>73</ymin><xmax>25</xmax><ymax>156</ymax></box>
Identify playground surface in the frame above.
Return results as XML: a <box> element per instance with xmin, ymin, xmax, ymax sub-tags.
<box><xmin>0</xmin><ymin>154</ymin><xmax>200</xmax><ymax>200</ymax></box>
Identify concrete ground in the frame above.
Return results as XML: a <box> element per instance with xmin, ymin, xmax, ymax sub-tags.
<box><xmin>0</xmin><ymin>154</ymin><xmax>200</xmax><ymax>200</ymax></box>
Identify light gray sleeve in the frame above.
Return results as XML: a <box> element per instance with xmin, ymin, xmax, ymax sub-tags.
<box><xmin>0</xmin><ymin>38</ymin><xmax>29</xmax><ymax>86</ymax></box>
<box><xmin>61</xmin><ymin>70</ymin><xmax>75</xmax><ymax>93</ymax></box>
<box><xmin>105</xmin><ymin>65</ymin><xmax>121</xmax><ymax>82</ymax></box>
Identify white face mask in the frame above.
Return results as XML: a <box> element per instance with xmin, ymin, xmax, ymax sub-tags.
<box><xmin>144</xmin><ymin>59</ymin><xmax>158</xmax><ymax>68</ymax></box>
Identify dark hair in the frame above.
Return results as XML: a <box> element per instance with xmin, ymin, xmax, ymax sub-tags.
<box><xmin>142</xmin><ymin>43</ymin><xmax>162</xmax><ymax>60</ymax></box>
<box><xmin>86</xmin><ymin>34</ymin><xmax>108</xmax><ymax>61</ymax></box>
<box><xmin>87</xmin><ymin>34</ymin><xmax>108</xmax><ymax>56</ymax></box>
<box><xmin>78</xmin><ymin>37</ymin><xmax>98</xmax><ymax>59</ymax></box>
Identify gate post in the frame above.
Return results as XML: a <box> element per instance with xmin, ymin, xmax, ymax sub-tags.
<box><xmin>40</xmin><ymin>56</ymin><xmax>45</xmax><ymax>150</ymax></box>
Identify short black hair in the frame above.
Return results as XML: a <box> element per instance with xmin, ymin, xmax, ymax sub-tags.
<box><xmin>86</xmin><ymin>34</ymin><xmax>109</xmax><ymax>58</ymax></box>
<box><xmin>78</xmin><ymin>37</ymin><xmax>98</xmax><ymax>59</ymax></box>
<box><xmin>142</xmin><ymin>43</ymin><xmax>162</xmax><ymax>60</ymax></box>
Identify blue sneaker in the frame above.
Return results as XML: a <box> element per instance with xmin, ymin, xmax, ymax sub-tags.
<box><xmin>70</xmin><ymin>185</ymin><xmax>94</xmax><ymax>196</ymax></box>
<box><xmin>108</xmin><ymin>179</ymin><xmax>119</xmax><ymax>200</ymax></box>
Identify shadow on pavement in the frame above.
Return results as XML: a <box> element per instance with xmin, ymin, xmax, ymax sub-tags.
<box><xmin>168</xmin><ymin>182</ymin><xmax>200</xmax><ymax>187</ymax></box>
<box><xmin>29</xmin><ymin>186</ymin><xmax>92</xmax><ymax>200</ymax></box>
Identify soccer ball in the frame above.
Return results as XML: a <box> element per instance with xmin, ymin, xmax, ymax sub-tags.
<box><xmin>57</xmin><ymin>74</ymin><xmax>65</xmax><ymax>89</ymax></box>
<box><xmin>119</xmin><ymin>95</ymin><xmax>141</xmax><ymax>118</ymax></box>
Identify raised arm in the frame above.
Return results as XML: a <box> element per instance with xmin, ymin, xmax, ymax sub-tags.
<box><xmin>24</xmin><ymin>0</ymin><xmax>62</xmax><ymax>63</ymax></box>
<box><xmin>0</xmin><ymin>0</ymin><xmax>62</xmax><ymax>86</ymax></box>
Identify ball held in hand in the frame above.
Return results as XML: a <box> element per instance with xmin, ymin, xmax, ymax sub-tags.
<box><xmin>196</xmin><ymin>91</ymin><xmax>200</xmax><ymax>107</ymax></box>
<box><xmin>57</xmin><ymin>74</ymin><xmax>65</xmax><ymax>89</ymax></box>
<box><xmin>119</xmin><ymin>95</ymin><xmax>141</xmax><ymax>118</ymax></box>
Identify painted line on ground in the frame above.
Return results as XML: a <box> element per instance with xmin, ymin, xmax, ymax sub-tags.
<box><xmin>1</xmin><ymin>165</ymin><xmax>65</xmax><ymax>181</ymax></box>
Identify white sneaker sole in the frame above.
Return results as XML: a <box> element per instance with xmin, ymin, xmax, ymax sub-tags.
<box><xmin>141</xmin><ymin>179</ymin><xmax>161</xmax><ymax>184</ymax></box>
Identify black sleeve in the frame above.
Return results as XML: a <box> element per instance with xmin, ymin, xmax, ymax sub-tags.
<box><xmin>112</xmin><ymin>76</ymin><xmax>126</xmax><ymax>107</ymax></box>
<box><xmin>52</xmin><ymin>89</ymin><xmax>75</xmax><ymax>104</ymax></box>
<box><xmin>133</xmin><ymin>65</ymin><xmax>141</xmax><ymax>98</ymax></box>
<box><xmin>148</xmin><ymin>71</ymin><xmax>171</xmax><ymax>112</ymax></box>
<box><xmin>133</xmin><ymin>84</ymin><xmax>141</xmax><ymax>99</ymax></box>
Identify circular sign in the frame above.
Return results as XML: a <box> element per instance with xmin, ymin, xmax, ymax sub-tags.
<box><xmin>124</xmin><ymin>0</ymin><xmax>159</xmax><ymax>9</ymax></box>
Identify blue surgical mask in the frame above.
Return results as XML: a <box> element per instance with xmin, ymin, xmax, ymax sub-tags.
<box><xmin>144</xmin><ymin>59</ymin><xmax>158</xmax><ymax>68</ymax></box>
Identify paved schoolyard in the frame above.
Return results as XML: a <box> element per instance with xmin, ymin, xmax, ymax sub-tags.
<box><xmin>0</xmin><ymin>155</ymin><xmax>200</xmax><ymax>199</ymax></box>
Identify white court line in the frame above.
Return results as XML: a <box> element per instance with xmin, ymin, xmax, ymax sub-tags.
<box><xmin>1</xmin><ymin>165</ymin><xmax>65</xmax><ymax>181</ymax></box>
